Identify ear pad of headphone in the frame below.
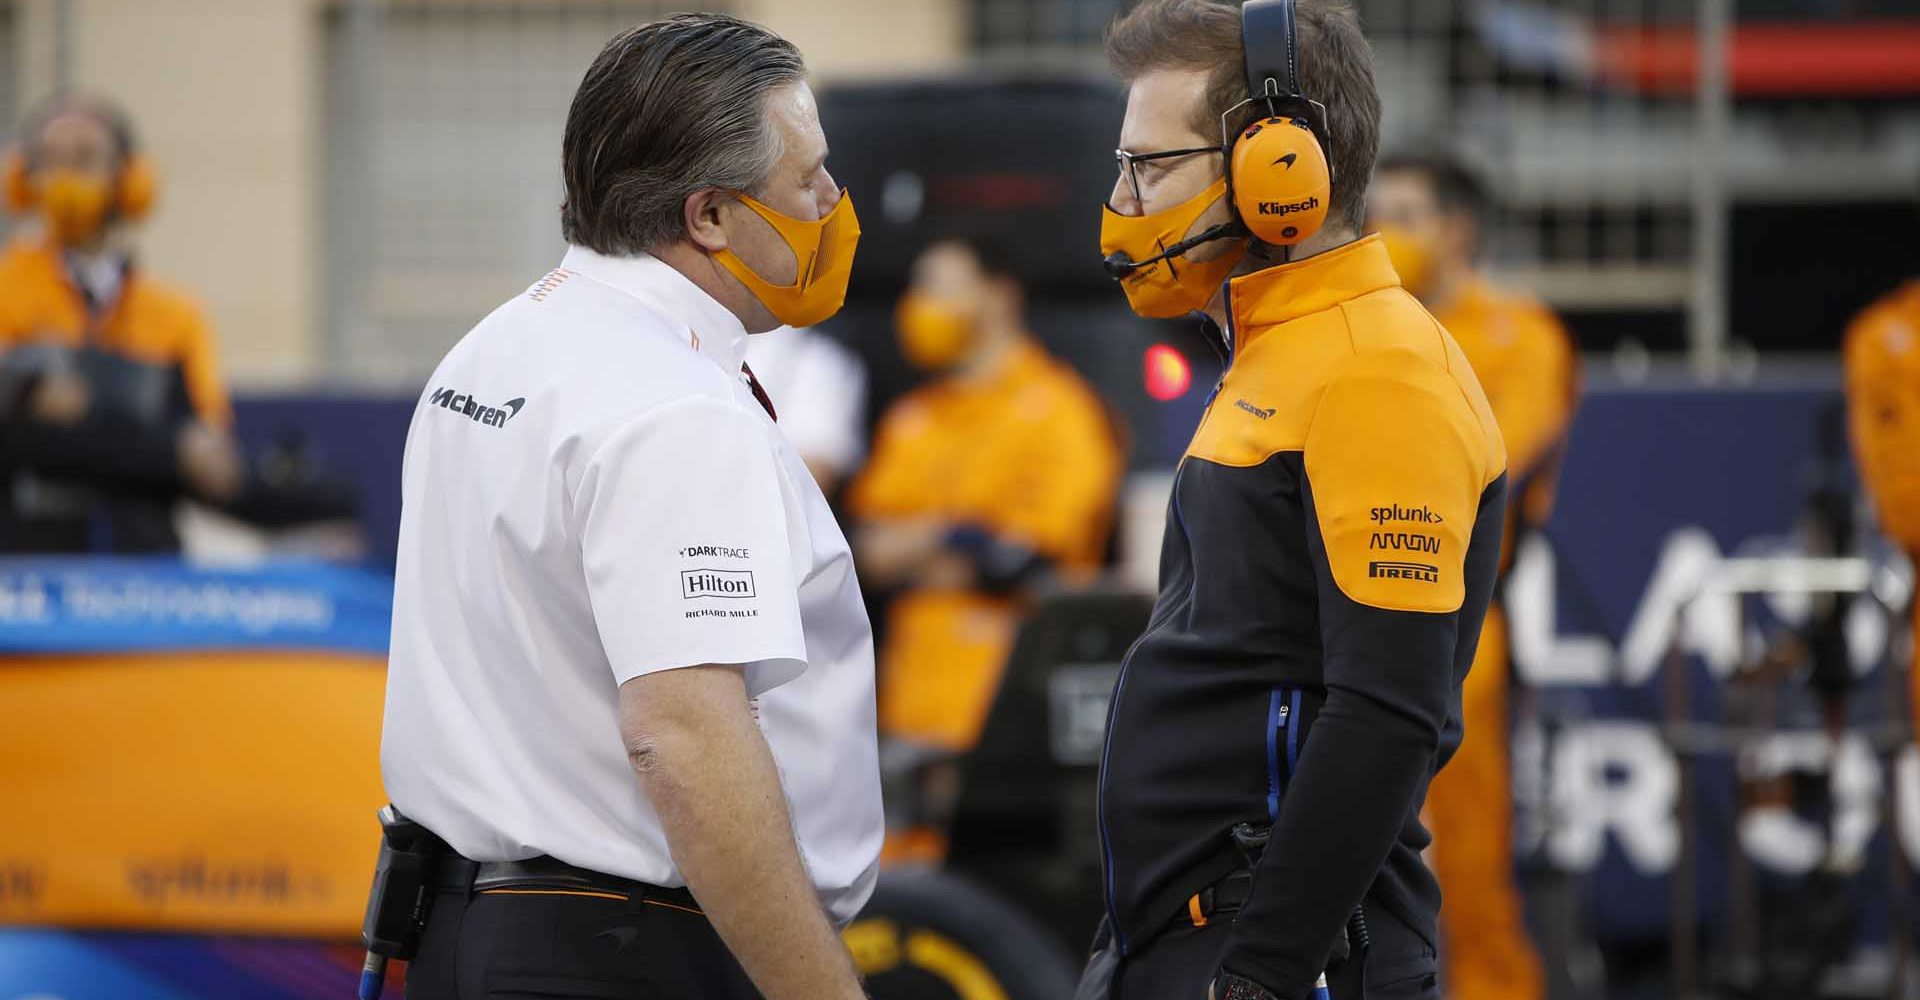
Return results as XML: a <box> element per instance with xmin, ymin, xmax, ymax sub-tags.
<box><xmin>115</xmin><ymin>154</ymin><xmax>157</xmax><ymax>220</ymax></box>
<box><xmin>2</xmin><ymin>152</ymin><xmax>33</xmax><ymax>214</ymax></box>
<box><xmin>1230</xmin><ymin>116</ymin><xmax>1331</xmax><ymax>247</ymax></box>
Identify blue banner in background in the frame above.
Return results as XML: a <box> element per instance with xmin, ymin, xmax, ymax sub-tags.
<box><xmin>0</xmin><ymin>558</ymin><xmax>394</xmax><ymax>656</ymax></box>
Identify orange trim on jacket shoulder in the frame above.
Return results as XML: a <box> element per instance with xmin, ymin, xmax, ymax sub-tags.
<box><xmin>1303</xmin><ymin>349</ymin><xmax>1505</xmax><ymax>614</ymax></box>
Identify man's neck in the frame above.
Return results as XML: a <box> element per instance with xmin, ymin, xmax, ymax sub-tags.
<box><xmin>956</xmin><ymin>323</ymin><xmax>1023</xmax><ymax>385</ymax></box>
<box><xmin>1201</xmin><ymin>225</ymin><xmax>1359</xmax><ymax>330</ymax></box>
<box><xmin>652</xmin><ymin>242</ymin><xmax>781</xmax><ymax>334</ymax></box>
<box><xmin>1416</xmin><ymin>266</ymin><xmax>1473</xmax><ymax>317</ymax></box>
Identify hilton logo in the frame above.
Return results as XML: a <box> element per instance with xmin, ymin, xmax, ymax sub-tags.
<box><xmin>682</xmin><ymin>569</ymin><xmax>756</xmax><ymax>600</ymax></box>
<box><xmin>1369</xmin><ymin>560</ymin><xmax>1439</xmax><ymax>584</ymax></box>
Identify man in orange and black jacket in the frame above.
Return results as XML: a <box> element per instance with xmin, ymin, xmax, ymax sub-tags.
<box><xmin>0</xmin><ymin>95</ymin><xmax>242</xmax><ymax>552</ymax></box>
<box><xmin>1086</xmin><ymin>2</ymin><xmax>1506</xmax><ymax>999</ymax></box>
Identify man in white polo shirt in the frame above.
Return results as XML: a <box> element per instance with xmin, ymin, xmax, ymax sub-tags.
<box><xmin>379</xmin><ymin>13</ymin><xmax>878</xmax><ymax>1000</ymax></box>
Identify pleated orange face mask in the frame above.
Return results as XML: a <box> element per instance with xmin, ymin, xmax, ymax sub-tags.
<box><xmin>37</xmin><ymin>168</ymin><xmax>114</xmax><ymax>246</ymax></box>
<box><xmin>1099</xmin><ymin>176</ymin><xmax>1246</xmax><ymax>319</ymax></box>
<box><xmin>713</xmin><ymin>190</ymin><xmax>861</xmax><ymax>329</ymax></box>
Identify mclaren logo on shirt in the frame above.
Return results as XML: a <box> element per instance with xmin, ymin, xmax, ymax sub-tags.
<box><xmin>428</xmin><ymin>387</ymin><xmax>525</xmax><ymax>429</ymax></box>
<box><xmin>1369</xmin><ymin>560</ymin><xmax>1439</xmax><ymax>584</ymax></box>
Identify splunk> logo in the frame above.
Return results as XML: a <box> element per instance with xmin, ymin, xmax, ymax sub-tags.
<box><xmin>1369</xmin><ymin>560</ymin><xmax>1439</xmax><ymax>584</ymax></box>
<box><xmin>682</xmin><ymin>569</ymin><xmax>756</xmax><ymax>600</ymax></box>
<box><xmin>429</xmin><ymin>387</ymin><xmax>526</xmax><ymax>429</ymax></box>
<box><xmin>1370</xmin><ymin>503</ymin><xmax>1443</xmax><ymax>525</ymax></box>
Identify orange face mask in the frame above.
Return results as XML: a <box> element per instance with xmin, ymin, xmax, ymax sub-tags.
<box><xmin>713</xmin><ymin>190</ymin><xmax>861</xmax><ymax>329</ymax></box>
<box><xmin>1099</xmin><ymin>176</ymin><xmax>1246</xmax><ymax>320</ymax></box>
<box><xmin>37</xmin><ymin>168</ymin><xmax>114</xmax><ymax>246</ymax></box>
<box><xmin>1377</xmin><ymin>224</ymin><xmax>1437</xmax><ymax>299</ymax></box>
<box><xmin>895</xmin><ymin>292</ymin><xmax>975</xmax><ymax>371</ymax></box>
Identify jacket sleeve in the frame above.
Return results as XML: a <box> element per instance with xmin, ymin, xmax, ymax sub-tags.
<box><xmin>1845</xmin><ymin>298</ymin><xmax>1920</xmax><ymax>553</ymax></box>
<box><xmin>173</xmin><ymin>296</ymin><xmax>234</xmax><ymax>430</ymax></box>
<box><xmin>1217</xmin><ymin>351</ymin><xmax>1498</xmax><ymax>998</ymax></box>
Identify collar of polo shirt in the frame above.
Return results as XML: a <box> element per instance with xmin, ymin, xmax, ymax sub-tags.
<box><xmin>561</xmin><ymin>245</ymin><xmax>751</xmax><ymax>377</ymax></box>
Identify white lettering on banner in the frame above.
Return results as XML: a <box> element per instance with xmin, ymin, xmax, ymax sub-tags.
<box><xmin>0</xmin><ymin>575</ymin><xmax>53</xmax><ymax>623</ymax></box>
<box><xmin>1506</xmin><ymin>527</ymin><xmax>1917</xmax><ymax>875</ymax></box>
<box><xmin>1900</xmin><ymin>747</ymin><xmax>1920</xmax><ymax>866</ymax></box>
<box><xmin>1546</xmin><ymin>723</ymin><xmax>1679</xmax><ymax>873</ymax></box>
<box><xmin>1535</xmin><ymin>723</ymin><xmax>1911</xmax><ymax>876</ymax></box>
<box><xmin>1506</xmin><ymin>538</ymin><xmax>1612</xmax><ymax>685</ymax></box>
<box><xmin>1735</xmin><ymin>734</ymin><xmax>1881</xmax><ymax>875</ymax></box>
<box><xmin>1616</xmin><ymin>529</ymin><xmax>1741</xmax><ymax>684</ymax></box>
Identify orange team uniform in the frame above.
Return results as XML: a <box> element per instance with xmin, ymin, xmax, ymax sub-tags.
<box><xmin>0</xmin><ymin>236</ymin><xmax>231</xmax><ymax>427</ymax></box>
<box><xmin>1423</xmin><ymin>277</ymin><xmax>1579</xmax><ymax>1000</ymax></box>
<box><xmin>849</xmin><ymin>337</ymin><xmax>1122</xmax><ymax>751</ymax></box>
<box><xmin>1845</xmin><ymin>280</ymin><xmax>1920</xmax><ymax>727</ymax></box>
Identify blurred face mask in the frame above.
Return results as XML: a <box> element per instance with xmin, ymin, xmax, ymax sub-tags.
<box><xmin>713</xmin><ymin>190</ymin><xmax>861</xmax><ymax>329</ymax></box>
<box><xmin>1377</xmin><ymin>224</ymin><xmax>1437</xmax><ymax>300</ymax></box>
<box><xmin>1099</xmin><ymin>177</ymin><xmax>1246</xmax><ymax>319</ymax></box>
<box><xmin>895</xmin><ymin>292</ymin><xmax>976</xmax><ymax>371</ymax></box>
<box><xmin>36</xmin><ymin>168</ymin><xmax>114</xmax><ymax>247</ymax></box>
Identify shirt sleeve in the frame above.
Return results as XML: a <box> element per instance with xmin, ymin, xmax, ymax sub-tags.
<box><xmin>1219</xmin><ymin>351</ymin><xmax>1500</xmax><ymax>998</ymax></box>
<box><xmin>577</xmin><ymin>395</ymin><xmax>807</xmax><ymax>696</ymax></box>
<box><xmin>846</xmin><ymin>399</ymin><xmax>933</xmax><ymax>519</ymax></box>
<box><xmin>996</xmin><ymin>383</ymin><xmax>1123</xmax><ymax>569</ymax></box>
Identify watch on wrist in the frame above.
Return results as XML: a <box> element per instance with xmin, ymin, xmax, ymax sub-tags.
<box><xmin>1215</xmin><ymin>973</ymin><xmax>1278</xmax><ymax>1000</ymax></box>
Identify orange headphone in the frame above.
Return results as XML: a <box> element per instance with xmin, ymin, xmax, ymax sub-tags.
<box><xmin>1225</xmin><ymin>0</ymin><xmax>1333</xmax><ymax>250</ymax></box>
<box><xmin>2</xmin><ymin>96</ymin><xmax>156</xmax><ymax>222</ymax></box>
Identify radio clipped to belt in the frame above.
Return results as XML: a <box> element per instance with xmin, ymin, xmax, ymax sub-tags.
<box><xmin>358</xmin><ymin>805</ymin><xmax>450</xmax><ymax>1000</ymax></box>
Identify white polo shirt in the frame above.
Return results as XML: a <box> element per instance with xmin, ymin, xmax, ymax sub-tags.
<box><xmin>381</xmin><ymin>246</ymin><xmax>883</xmax><ymax>924</ymax></box>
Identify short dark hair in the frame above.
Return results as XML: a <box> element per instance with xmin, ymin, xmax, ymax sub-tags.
<box><xmin>560</xmin><ymin>13</ymin><xmax>805</xmax><ymax>255</ymax></box>
<box><xmin>17</xmin><ymin>92</ymin><xmax>138</xmax><ymax>166</ymax></box>
<box><xmin>1378</xmin><ymin>149</ymin><xmax>1491</xmax><ymax>228</ymax></box>
<box><xmin>1106</xmin><ymin>0</ymin><xmax>1381</xmax><ymax>234</ymax></box>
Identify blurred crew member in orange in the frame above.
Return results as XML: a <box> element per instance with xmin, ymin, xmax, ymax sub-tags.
<box><xmin>1086</xmin><ymin>2</ymin><xmax>1507</xmax><ymax>999</ymax></box>
<box><xmin>849</xmin><ymin>236</ymin><xmax>1122</xmax><ymax>753</ymax></box>
<box><xmin>1369</xmin><ymin>151</ymin><xmax>1580</xmax><ymax>1000</ymax></box>
<box><xmin>1845</xmin><ymin>277</ymin><xmax>1920</xmax><ymax>726</ymax></box>
<box><xmin>0</xmin><ymin>95</ymin><xmax>241</xmax><ymax>551</ymax></box>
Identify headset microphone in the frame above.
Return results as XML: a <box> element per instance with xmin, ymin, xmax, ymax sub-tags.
<box><xmin>1102</xmin><ymin>222</ymin><xmax>1242</xmax><ymax>279</ymax></box>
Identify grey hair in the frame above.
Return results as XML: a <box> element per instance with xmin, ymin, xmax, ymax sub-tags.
<box><xmin>560</xmin><ymin>12</ymin><xmax>804</xmax><ymax>255</ymax></box>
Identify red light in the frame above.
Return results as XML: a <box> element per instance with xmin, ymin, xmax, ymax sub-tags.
<box><xmin>1144</xmin><ymin>343</ymin><xmax>1192</xmax><ymax>402</ymax></box>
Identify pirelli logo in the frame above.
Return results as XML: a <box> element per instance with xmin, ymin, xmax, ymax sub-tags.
<box><xmin>1368</xmin><ymin>560</ymin><xmax>1439</xmax><ymax>584</ymax></box>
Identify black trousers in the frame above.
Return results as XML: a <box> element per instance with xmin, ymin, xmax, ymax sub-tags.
<box><xmin>406</xmin><ymin>883</ymin><xmax>761</xmax><ymax>1000</ymax></box>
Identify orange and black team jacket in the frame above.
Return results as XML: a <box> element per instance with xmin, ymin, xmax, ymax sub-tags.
<box><xmin>1097</xmin><ymin>236</ymin><xmax>1508</xmax><ymax>996</ymax></box>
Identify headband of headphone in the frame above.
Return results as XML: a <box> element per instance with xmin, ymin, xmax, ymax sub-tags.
<box><xmin>1228</xmin><ymin>0</ymin><xmax>1334</xmax><ymax>248</ymax></box>
<box><xmin>3</xmin><ymin>95</ymin><xmax>156</xmax><ymax>221</ymax></box>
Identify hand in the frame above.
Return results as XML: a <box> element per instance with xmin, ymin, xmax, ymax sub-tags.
<box><xmin>915</xmin><ymin>547</ymin><xmax>977</xmax><ymax>590</ymax></box>
<box><xmin>29</xmin><ymin>371</ymin><xmax>91</xmax><ymax>425</ymax></box>
<box><xmin>177</xmin><ymin>421</ymin><xmax>245</xmax><ymax>502</ymax></box>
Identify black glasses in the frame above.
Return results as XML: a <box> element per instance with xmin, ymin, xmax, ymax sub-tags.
<box><xmin>1114</xmin><ymin>146</ymin><xmax>1223</xmax><ymax>206</ymax></box>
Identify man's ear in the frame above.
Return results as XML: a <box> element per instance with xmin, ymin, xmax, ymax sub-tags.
<box><xmin>683</xmin><ymin>188</ymin><xmax>731</xmax><ymax>254</ymax></box>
